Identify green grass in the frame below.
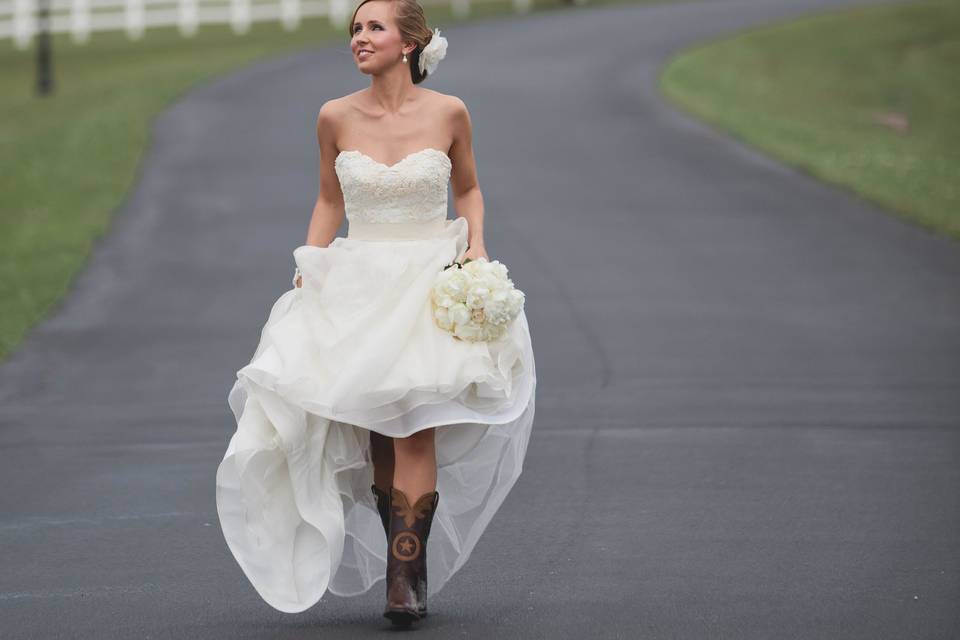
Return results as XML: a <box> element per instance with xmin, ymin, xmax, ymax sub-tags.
<box><xmin>0</xmin><ymin>0</ymin><xmax>665</xmax><ymax>362</ymax></box>
<box><xmin>659</xmin><ymin>0</ymin><xmax>960</xmax><ymax>242</ymax></box>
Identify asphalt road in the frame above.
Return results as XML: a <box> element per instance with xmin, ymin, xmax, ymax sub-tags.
<box><xmin>1</xmin><ymin>0</ymin><xmax>958</xmax><ymax>638</ymax></box>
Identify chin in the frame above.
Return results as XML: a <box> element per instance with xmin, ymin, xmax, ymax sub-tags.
<box><xmin>356</xmin><ymin>60</ymin><xmax>377</xmax><ymax>74</ymax></box>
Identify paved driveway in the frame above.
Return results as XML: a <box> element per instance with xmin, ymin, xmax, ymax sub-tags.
<box><xmin>1</xmin><ymin>0</ymin><xmax>957</xmax><ymax>637</ymax></box>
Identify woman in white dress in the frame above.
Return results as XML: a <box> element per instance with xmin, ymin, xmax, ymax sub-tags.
<box><xmin>215</xmin><ymin>0</ymin><xmax>536</xmax><ymax>627</ymax></box>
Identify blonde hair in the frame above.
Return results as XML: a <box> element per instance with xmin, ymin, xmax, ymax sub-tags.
<box><xmin>348</xmin><ymin>0</ymin><xmax>435</xmax><ymax>84</ymax></box>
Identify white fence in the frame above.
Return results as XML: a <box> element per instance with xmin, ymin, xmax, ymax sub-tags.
<box><xmin>0</xmin><ymin>0</ymin><xmax>542</xmax><ymax>50</ymax></box>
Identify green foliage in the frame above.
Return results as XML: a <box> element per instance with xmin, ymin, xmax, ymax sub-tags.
<box><xmin>659</xmin><ymin>0</ymin><xmax>960</xmax><ymax>242</ymax></box>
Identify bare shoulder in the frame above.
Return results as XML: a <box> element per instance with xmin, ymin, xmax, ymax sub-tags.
<box><xmin>316</xmin><ymin>96</ymin><xmax>353</xmax><ymax>151</ymax></box>
<box><xmin>317</xmin><ymin>94</ymin><xmax>355</xmax><ymax>126</ymax></box>
<box><xmin>422</xmin><ymin>90</ymin><xmax>470</xmax><ymax>143</ymax></box>
<box><xmin>317</xmin><ymin>93</ymin><xmax>368</xmax><ymax>146</ymax></box>
<box><xmin>421</xmin><ymin>89</ymin><xmax>468</xmax><ymax>118</ymax></box>
<box><xmin>321</xmin><ymin>88</ymin><xmax>372</xmax><ymax>118</ymax></box>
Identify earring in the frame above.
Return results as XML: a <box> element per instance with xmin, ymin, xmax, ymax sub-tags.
<box><xmin>402</xmin><ymin>53</ymin><xmax>408</xmax><ymax>63</ymax></box>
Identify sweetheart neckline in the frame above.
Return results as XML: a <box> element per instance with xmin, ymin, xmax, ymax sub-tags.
<box><xmin>336</xmin><ymin>147</ymin><xmax>451</xmax><ymax>170</ymax></box>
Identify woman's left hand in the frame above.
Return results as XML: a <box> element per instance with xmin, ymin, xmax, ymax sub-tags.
<box><xmin>462</xmin><ymin>243</ymin><xmax>489</xmax><ymax>262</ymax></box>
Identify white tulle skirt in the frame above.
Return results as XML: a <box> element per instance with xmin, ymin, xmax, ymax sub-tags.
<box><xmin>215</xmin><ymin>216</ymin><xmax>536</xmax><ymax>613</ymax></box>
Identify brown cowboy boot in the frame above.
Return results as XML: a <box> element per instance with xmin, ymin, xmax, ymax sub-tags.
<box><xmin>383</xmin><ymin>486</ymin><xmax>439</xmax><ymax>626</ymax></box>
<box><xmin>372</xmin><ymin>483</ymin><xmax>432</xmax><ymax>618</ymax></box>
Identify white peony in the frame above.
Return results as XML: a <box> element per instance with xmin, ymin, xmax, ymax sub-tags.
<box><xmin>448</xmin><ymin>302</ymin><xmax>471</xmax><ymax>327</ymax></box>
<box><xmin>444</xmin><ymin>268</ymin><xmax>469</xmax><ymax>298</ymax></box>
<box><xmin>466</xmin><ymin>283</ymin><xmax>490</xmax><ymax>309</ymax></box>
<box><xmin>484</xmin><ymin>289</ymin><xmax>511</xmax><ymax>324</ymax></box>
<box><xmin>433</xmin><ymin>306</ymin><xmax>453</xmax><ymax>331</ymax></box>
<box><xmin>430</xmin><ymin>256</ymin><xmax>525</xmax><ymax>342</ymax></box>
<box><xmin>454</xmin><ymin>321</ymin><xmax>482</xmax><ymax>342</ymax></box>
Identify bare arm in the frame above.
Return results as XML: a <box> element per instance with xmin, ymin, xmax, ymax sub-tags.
<box><xmin>448</xmin><ymin>97</ymin><xmax>488</xmax><ymax>261</ymax></box>
<box><xmin>296</xmin><ymin>102</ymin><xmax>345</xmax><ymax>287</ymax></box>
<box><xmin>305</xmin><ymin>101</ymin><xmax>345</xmax><ymax>247</ymax></box>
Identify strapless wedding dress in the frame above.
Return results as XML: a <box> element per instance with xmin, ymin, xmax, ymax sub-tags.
<box><xmin>215</xmin><ymin>147</ymin><xmax>537</xmax><ymax>613</ymax></box>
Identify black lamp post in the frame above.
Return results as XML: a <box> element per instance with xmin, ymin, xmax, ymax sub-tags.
<box><xmin>36</xmin><ymin>0</ymin><xmax>54</xmax><ymax>96</ymax></box>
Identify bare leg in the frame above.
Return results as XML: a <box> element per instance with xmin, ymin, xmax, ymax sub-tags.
<box><xmin>370</xmin><ymin>431</ymin><xmax>395</xmax><ymax>492</ymax></box>
<box><xmin>392</xmin><ymin>428</ymin><xmax>437</xmax><ymax>500</ymax></box>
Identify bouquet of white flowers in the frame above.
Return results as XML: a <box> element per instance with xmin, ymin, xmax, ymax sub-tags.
<box><xmin>430</xmin><ymin>257</ymin><xmax>525</xmax><ymax>342</ymax></box>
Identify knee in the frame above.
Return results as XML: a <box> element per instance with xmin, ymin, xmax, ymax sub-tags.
<box><xmin>393</xmin><ymin>429</ymin><xmax>434</xmax><ymax>456</ymax></box>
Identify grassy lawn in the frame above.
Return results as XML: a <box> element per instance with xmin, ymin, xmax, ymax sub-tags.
<box><xmin>659</xmin><ymin>0</ymin><xmax>960</xmax><ymax>242</ymax></box>
<box><xmin>0</xmin><ymin>0</ymin><xmax>665</xmax><ymax>362</ymax></box>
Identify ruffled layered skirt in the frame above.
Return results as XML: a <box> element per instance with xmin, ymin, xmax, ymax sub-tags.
<box><xmin>215</xmin><ymin>216</ymin><xmax>536</xmax><ymax>613</ymax></box>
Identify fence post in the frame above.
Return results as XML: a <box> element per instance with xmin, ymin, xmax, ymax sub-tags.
<box><xmin>512</xmin><ymin>0</ymin><xmax>531</xmax><ymax>13</ymax></box>
<box><xmin>328</xmin><ymin>0</ymin><xmax>349</xmax><ymax>30</ymax></box>
<box><xmin>231</xmin><ymin>0</ymin><xmax>251</xmax><ymax>34</ymax></box>
<box><xmin>13</xmin><ymin>0</ymin><xmax>35</xmax><ymax>49</ymax></box>
<box><xmin>71</xmin><ymin>0</ymin><xmax>91</xmax><ymax>43</ymax></box>
<box><xmin>125</xmin><ymin>0</ymin><xmax>145</xmax><ymax>39</ymax></box>
<box><xmin>281</xmin><ymin>0</ymin><xmax>300</xmax><ymax>31</ymax></box>
<box><xmin>179</xmin><ymin>0</ymin><xmax>198</xmax><ymax>37</ymax></box>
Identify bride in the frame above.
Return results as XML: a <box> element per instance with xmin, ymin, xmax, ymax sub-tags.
<box><xmin>215</xmin><ymin>0</ymin><xmax>537</xmax><ymax>628</ymax></box>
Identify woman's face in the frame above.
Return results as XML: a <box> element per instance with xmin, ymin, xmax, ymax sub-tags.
<box><xmin>351</xmin><ymin>1</ymin><xmax>410</xmax><ymax>73</ymax></box>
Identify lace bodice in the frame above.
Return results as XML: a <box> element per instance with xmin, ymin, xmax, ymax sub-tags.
<box><xmin>335</xmin><ymin>148</ymin><xmax>452</xmax><ymax>224</ymax></box>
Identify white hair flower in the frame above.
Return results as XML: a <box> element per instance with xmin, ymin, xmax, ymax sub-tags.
<box><xmin>418</xmin><ymin>28</ymin><xmax>448</xmax><ymax>76</ymax></box>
